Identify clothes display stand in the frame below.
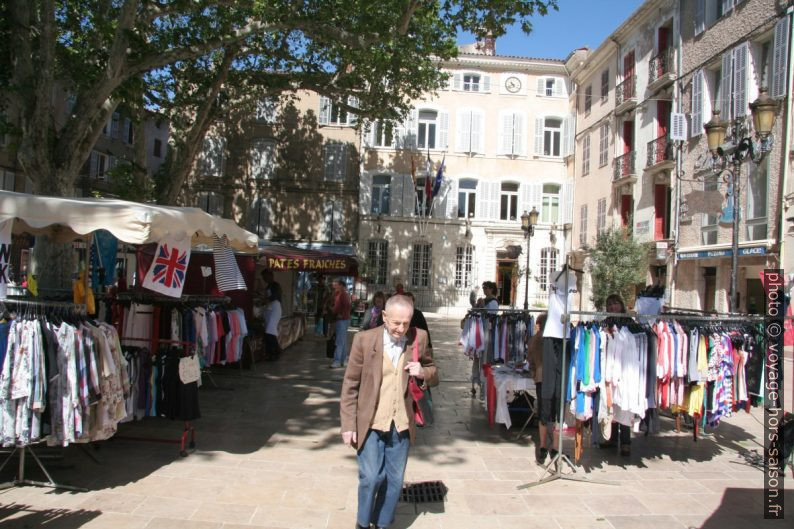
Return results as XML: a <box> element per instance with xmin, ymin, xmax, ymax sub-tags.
<box><xmin>0</xmin><ymin>298</ymin><xmax>88</xmax><ymax>492</ymax></box>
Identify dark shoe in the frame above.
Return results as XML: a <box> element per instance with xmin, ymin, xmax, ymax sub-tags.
<box><xmin>549</xmin><ymin>448</ymin><xmax>558</xmax><ymax>460</ymax></box>
<box><xmin>536</xmin><ymin>447</ymin><xmax>548</xmax><ymax>465</ymax></box>
<box><xmin>598</xmin><ymin>441</ymin><xmax>616</xmax><ymax>449</ymax></box>
<box><xmin>355</xmin><ymin>524</ymin><xmax>369</xmax><ymax>529</ymax></box>
<box><xmin>620</xmin><ymin>444</ymin><xmax>631</xmax><ymax>456</ymax></box>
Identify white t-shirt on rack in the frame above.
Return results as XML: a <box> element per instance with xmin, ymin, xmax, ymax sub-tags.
<box><xmin>543</xmin><ymin>269</ymin><xmax>576</xmax><ymax>339</ymax></box>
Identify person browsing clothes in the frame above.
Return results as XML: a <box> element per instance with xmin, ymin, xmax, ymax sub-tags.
<box><xmin>340</xmin><ymin>294</ymin><xmax>438</xmax><ymax>529</ymax></box>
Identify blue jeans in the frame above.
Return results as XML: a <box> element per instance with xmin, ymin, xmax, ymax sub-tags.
<box><xmin>334</xmin><ymin>319</ymin><xmax>350</xmax><ymax>365</ymax></box>
<box><xmin>357</xmin><ymin>426</ymin><xmax>410</xmax><ymax>528</ymax></box>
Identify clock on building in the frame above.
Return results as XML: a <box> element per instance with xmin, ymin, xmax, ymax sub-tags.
<box><xmin>505</xmin><ymin>76</ymin><xmax>522</xmax><ymax>93</ymax></box>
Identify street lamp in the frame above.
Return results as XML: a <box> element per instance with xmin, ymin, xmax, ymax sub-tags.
<box><xmin>703</xmin><ymin>87</ymin><xmax>778</xmax><ymax>313</ymax></box>
<box><xmin>520</xmin><ymin>207</ymin><xmax>539</xmax><ymax>310</ymax></box>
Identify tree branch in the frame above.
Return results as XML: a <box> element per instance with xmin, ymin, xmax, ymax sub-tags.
<box><xmin>396</xmin><ymin>0</ymin><xmax>421</xmax><ymax>35</ymax></box>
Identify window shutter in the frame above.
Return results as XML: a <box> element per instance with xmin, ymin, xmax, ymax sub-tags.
<box><xmin>90</xmin><ymin>151</ymin><xmax>99</xmax><ymax>178</ymax></box>
<box><xmin>453</xmin><ymin>73</ymin><xmax>462</xmax><ymax>90</ymax></box>
<box><xmin>537</xmin><ymin>77</ymin><xmax>545</xmax><ymax>96</ymax></box>
<box><xmin>447</xmin><ymin>178</ymin><xmax>458</xmax><ymax>218</ymax></box>
<box><xmin>515</xmin><ymin>113</ymin><xmax>527</xmax><ymax>156</ymax></box>
<box><xmin>562</xmin><ymin>115</ymin><xmax>573</xmax><ymax>156</ymax></box>
<box><xmin>359</xmin><ymin>172</ymin><xmax>373</xmax><ymax>215</ymax></box>
<box><xmin>403</xmin><ymin>174</ymin><xmax>416</xmax><ymax>217</ymax></box>
<box><xmin>433</xmin><ymin>178</ymin><xmax>449</xmax><ymax>219</ymax></box>
<box><xmin>529</xmin><ymin>183</ymin><xmax>542</xmax><ymax>213</ymax></box>
<box><xmin>471</xmin><ymin>110</ymin><xmax>484</xmax><ymax>153</ymax></box>
<box><xmin>520</xmin><ymin>182</ymin><xmax>532</xmax><ymax>216</ymax></box>
<box><xmin>388</xmin><ymin>174</ymin><xmax>401</xmax><ymax>217</ymax></box>
<box><xmin>439</xmin><ymin>111</ymin><xmax>449</xmax><ymax>149</ymax></box>
<box><xmin>363</xmin><ymin>120</ymin><xmax>374</xmax><ymax>148</ymax></box>
<box><xmin>456</xmin><ymin>109</ymin><xmax>470</xmax><ymax>153</ymax></box>
<box><xmin>670</xmin><ymin>113</ymin><xmax>687</xmax><ymax>140</ymax></box>
<box><xmin>563</xmin><ymin>183</ymin><xmax>574</xmax><ymax>224</ymax></box>
<box><xmin>553</xmin><ymin>78</ymin><xmax>564</xmax><ymax>97</ymax></box>
<box><xmin>339</xmin><ymin>144</ymin><xmax>349</xmax><ymax>181</ymax></box>
<box><xmin>403</xmin><ymin>108</ymin><xmax>417</xmax><ymax>149</ymax></box>
<box><xmin>534</xmin><ymin>117</ymin><xmax>544</xmax><ymax>155</ymax></box>
<box><xmin>691</xmin><ymin>70</ymin><xmax>704</xmax><ymax>137</ymax></box>
<box><xmin>720</xmin><ymin>51</ymin><xmax>733</xmax><ymax>119</ymax></box>
<box><xmin>694</xmin><ymin>0</ymin><xmax>705</xmax><ymax>36</ymax></box>
<box><xmin>347</xmin><ymin>96</ymin><xmax>359</xmax><ymax>125</ymax></box>
<box><xmin>490</xmin><ymin>181</ymin><xmax>501</xmax><ymax>219</ymax></box>
<box><xmin>319</xmin><ymin>96</ymin><xmax>331</xmax><ymax>125</ymax></box>
<box><xmin>498</xmin><ymin>112</ymin><xmax>511</xmax><ymax>155</ymax></box>
<box><xmin>733</xmin><ymin>44</ymin><xmax>748</xmax><ymax>119</ymax></box>
<box><xmin>482</xmin><ymin>75</ymin><xmax>491</xmax><ymax>92</ymax></box>
<box><xmin>123</xmin><ymin>118</ymin><xmax>132</xmax><ymax>144</ymax></box>
<box><xmin>721</xmin><ymin>0</ymin><xmax>734</xmax><ymax>14</ymax></box>
<box><xmin>772</xmin><ymin>16</ymin><xmax>790</xmax><ymax>98</ymax></box>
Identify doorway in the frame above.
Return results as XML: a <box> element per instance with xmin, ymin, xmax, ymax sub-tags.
<box><xmin>745</xmin><ymin>278</ymin><xmax>764</xmax><ymax>315</ymax></box>
<box><xmin>497</xmin><ymin>260</ymin><xmax>516</xmax><ymax>306</ymax></box>
<box><xmin>702</xmin><ymin>267</ymin><xmax>716</xmax><ymax>312</ymax></box>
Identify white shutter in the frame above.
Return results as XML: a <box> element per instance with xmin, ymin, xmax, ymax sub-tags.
<box><xmin>529</xmin><ymin>183</ymin><xmax>542</xmax><ymax>213</ymax></box>
<box><xmin>478</xmin><ymin>181</ymin><xmax>498</xmax><ymax>219</ymax></box>
<box><xmin>553</xmin><ymin>78</ymin><xmax>564</xmax><ymax>97</ymax></box>
<box><xmin>563</xmin><ymin>183</ymin><xmax>574</xmax><ymax>224</ymax></box>
<box><xmin>669</xmin><ymin>113</ymin><xmax>685</xmax><ymax>141</ymax></box>
<box><xmin>721</xmin><ymin>51</ymin><xmax>733</xmax><ymax>119</ymax></box>
<box><xmin>347</xmin><ymin>96</ymin><xmax>359</xmax><ymax>125</ymax></box>
<box><xmin>457</xmin><ymin>109</ymin><xmax>471</xmax><ymax>153</ymax></box>
<box><xmin>319</xmin><ymin>96</ymin><xmax>331</xmax><ymax>125</ymax></box>
<box><xmin>534</xmin><ymin>117</ymin><xmax>544</xmax><ymax>155</ymax></box>
<box><xmin>403</xmin><ymin>174</ymin><xmax>417</xmax><ymax>217</ymax></box>
<box><xmin>403</xmin><ymin>108</ymin><xmax>417</xmax><ymax>149</ymax></box>
<box><xmin>562</xmin><ymin>115</ymin><xmax>573</xmax><ymax>156</ymax></box>
<box><xmin>733</xmin><ymin>44</ymin><xmax>748</xmax><ymax>119</ymax></box>
<box><xmin>390</xmin><ymin>174</ymin><xmax>403</xmax><ymax>217</ymax></box>
<box><xmin>772</xmin><ymin>16</ymin><xmax>790</xmax><ymax>99</ymax></box>
<box><xmin>520</xmin><ymin>182</ymin><xmax>532</xmax><ymax>216</ymax></box>
<box><xmin>439</xmin><ymin>111</ymin><xmax>449</xmax><ymax>149</ymax></box>
<box><xmin>490</xmin><ymin>181</ymin><xmax>500</xmax><ymax>219</ymax></box>
<box><xmin>471</xmin><ymin>110</ymin><xmax>484</xmax><ymax>153</ymax></box>
<box><xmin>691</xmin><ymin>70</ymin><xmax>704</xmax><ymax>137</ymax></box>
<box><xmin>359</xmin><ymin>173</ymin><xmax>373</xmax><ymax>215</ymax></box>
<box><xmin>694</xmin><ymin>0</ymin><xmax>705</xmax><ymax>36</ymax></box>
<box><xmin>515</xmin><ymin>113</ymin><xmax>527</xmax><ymax>156</ymax></box>
<box><xmin>363</xmin><ymin>120</ymin><xmax>374</xmax><ymax>148</ymax></box>
<box><xmin>453</xmin><ymin>73</ymin><xmax>462</xmax><ymax>90</ymax></box>
<box><xmin>537</xmin><ymin>77</ymin><xmax>545</xmax><ymax>96</ymax></box>
<box><xmin>482</xmin><ymin>75</ymin><xmax>491</xmax><ymax>92</ymax></box>
<box><xmin>499</xmin><ymin>112</ymin><xmax>512</xmax><ymax>155</ymax></box>
<box><xmin>447</xmin><ymin>178</ymin><xmax>459</xmax><ymax>218</ymax></box>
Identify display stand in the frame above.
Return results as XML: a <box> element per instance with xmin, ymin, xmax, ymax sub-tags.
<box><xmin>0</xmin><ymin>298</ymin><xmax>88</xmax><ymax>492</ymax></box>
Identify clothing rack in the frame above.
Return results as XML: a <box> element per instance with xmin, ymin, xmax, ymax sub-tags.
<box><xmin>0</xmin><ymin>298</ymin><xmax>88</xmax><ymax>492</ymax></box>
<box><xmin>519</xmin><ymin>296</ymin><xmax>769</xmax><ymax>491</ymax></box>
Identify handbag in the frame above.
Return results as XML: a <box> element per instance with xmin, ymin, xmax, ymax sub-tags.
<box><xmin>407</xmin><ymin>330</ymin><xmax>433</xmax><ymax>427</ymax></box>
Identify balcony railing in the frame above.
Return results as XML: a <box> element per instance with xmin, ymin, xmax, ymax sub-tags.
<box><xmin>613</xmin><ymin>150</ymin><xmax>636</xmax><ymax>181</ymax></box>
<box><xmin>649</xmin><ymin>48</ymin><xmax>674</xmax><ymax>85</ymax></box>
<box><xmin>647</xmin><ymin>136</ymin><xmax>674</xmax><ymax>168</ymax></box>
<box><xmin>615</xmin><ymin>75</ymin><xmax>636</xmax><ymax>107</ymax></box>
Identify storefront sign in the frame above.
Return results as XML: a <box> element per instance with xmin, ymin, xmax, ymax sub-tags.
<box><xmin>267</xmin><ymin>257</ymin><xmax>350</xmax><ymax>272</ymax></box>
<box><xmin>677</xmin><ymin>246</ymin><xmax>767</xmax><ymax>260</ymax></box>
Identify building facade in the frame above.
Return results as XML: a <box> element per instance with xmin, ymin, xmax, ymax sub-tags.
<box><xmin>674</xmin><ymin>0</ymin><xmax>789</xmax><ymax>314</ymax></box>
<box><xmin>358</xmin><ymin>50</ymin><xmax>573</xmax><ymax>313</ymax></box>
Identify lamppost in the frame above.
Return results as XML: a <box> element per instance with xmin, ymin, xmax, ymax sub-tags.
<box><xmin>703</xmin><ymin>87</ymin><xmax>778</xmax><ymax>313</ymax></box>
<box><xmin>520</xmin><ymin>207</ymin><xmax>539</xmax><ymax>311</ymax></box>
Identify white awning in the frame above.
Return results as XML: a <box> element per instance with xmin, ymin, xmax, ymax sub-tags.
<box><xmin>0</xmin><ymin>190</ymin><xmax>258</xmax><ymax>252</ymax></box>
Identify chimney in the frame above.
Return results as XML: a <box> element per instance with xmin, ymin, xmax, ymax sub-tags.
<box><xmin>478</xmin><ymin>32</ymin><xmax>495</xmax><ymax>56</ymax></box>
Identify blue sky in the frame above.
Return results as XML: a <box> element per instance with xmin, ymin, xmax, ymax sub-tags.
<box><xmin>458</xmin><ymin>0</ymin><xmax>646</xmax><ymax>60</ymax></box>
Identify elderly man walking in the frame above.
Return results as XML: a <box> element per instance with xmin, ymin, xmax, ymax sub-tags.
<box><xmin>340</xmin><ymin>295</ymin><xmax>438</xmax><ymax>529</ymax></box>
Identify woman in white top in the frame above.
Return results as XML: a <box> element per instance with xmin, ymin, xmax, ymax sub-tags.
<box><xmin>263</xmin><ymin>284</ymin><xmax>283</xmax><ymax>361</ymax></box>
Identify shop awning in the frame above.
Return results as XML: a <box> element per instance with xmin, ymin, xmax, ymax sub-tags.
<box><xmin>0</xmin><ymin>190</ymin><xmax>258</xmax><ymax>252</ymax></box>
<box><xmin>259</xmin><ymin>244</ymin><xmax>359</xmax><ymax>275</ymax></box>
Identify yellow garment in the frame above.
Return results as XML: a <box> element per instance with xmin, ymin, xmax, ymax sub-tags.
<box><xmin>73</xmin><ymin>271</ymin><xmax>96</xmax><ymax>315</ymax></box>
<box><xmin>26</xmin><ymin>273</ymin><xmax>38</xmax><ymax>297</ymax></box>
<box><xmin>697</xmin><ymin>334</ymin><xmax>708</xmax><ymax>379</ymax></box>
<box><xmin>688</xmin><ymin>384</ymin><xmax>705</xmax><ymax>416</ymax></box>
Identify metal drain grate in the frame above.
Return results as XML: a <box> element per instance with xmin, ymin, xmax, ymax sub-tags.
<box><xmin>401</xmin><ymin>480</ymin><xmax>447</xmax><ymax>503</ymax></box>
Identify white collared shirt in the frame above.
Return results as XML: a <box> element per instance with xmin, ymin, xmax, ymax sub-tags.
<box><xmin>382</xmin><ymin>329</ymin><xmax>406</xmax><ymax>368</ymax></box>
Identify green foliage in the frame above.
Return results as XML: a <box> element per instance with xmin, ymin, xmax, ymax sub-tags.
<box><xmin>2</xmin><ymin>0</ymin><xmax>558</xmax><ymax>200</ymax></box>
<box><xmin>107</xmin><ymin>162</ymin><xmax>154</xmax><ymax>203</ymax></box>
<box><xmin>589</xmin><ymin>227</ymin><xmax>649</xmax><ymax>310</ymax></box>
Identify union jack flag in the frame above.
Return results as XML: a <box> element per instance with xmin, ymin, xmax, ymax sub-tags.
<box><xmin>151</xmin><ymin>244</ymin><xmax>188</xmax><ymax>289</ymax></box>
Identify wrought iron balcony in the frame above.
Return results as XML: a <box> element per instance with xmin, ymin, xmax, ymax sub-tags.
<box><xmin>613</xmin><ymin>150</ymin><xmax>636</xmax><ymax>184</ymax></box>
<box><xmin>646</xmin><ymin>135</ymin><xmax>675</xmax><ymax>171</ymax></box>
<box><xmin>648</xmin><ymin>49</ymin><xmax>676</xmax><ymax>91</ymax></box>
<box><xmin>615</xmin><ymin>75</ymin><xmax>637</xmax><ymax>113</ymax></box>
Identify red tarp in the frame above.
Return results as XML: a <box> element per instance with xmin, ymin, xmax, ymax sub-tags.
<box><xmin>258</xmin><ymin>245</ymin><xmax>358</xmax><ymax>276</ymax></box>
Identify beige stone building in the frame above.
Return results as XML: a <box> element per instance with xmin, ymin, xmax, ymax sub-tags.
<box><xmin>358</xmin><ymin>48</ymin><xmax>573</xmax><ymax>312</ymax></box>
<box><xmin>674</xmin><ymin>0</ymin><xmax>789</xmax><ymax>314</ymax></box>
<box><xmin>569</xmin><ymin>0</ymin><xmax>679</xmax><ymax>311</ymax></box>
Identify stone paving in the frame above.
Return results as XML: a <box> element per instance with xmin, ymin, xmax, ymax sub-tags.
<box><xmin>0</xmin><ymin>315</ymin><xmax>791</xmax><ymax>528</ymax></box>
